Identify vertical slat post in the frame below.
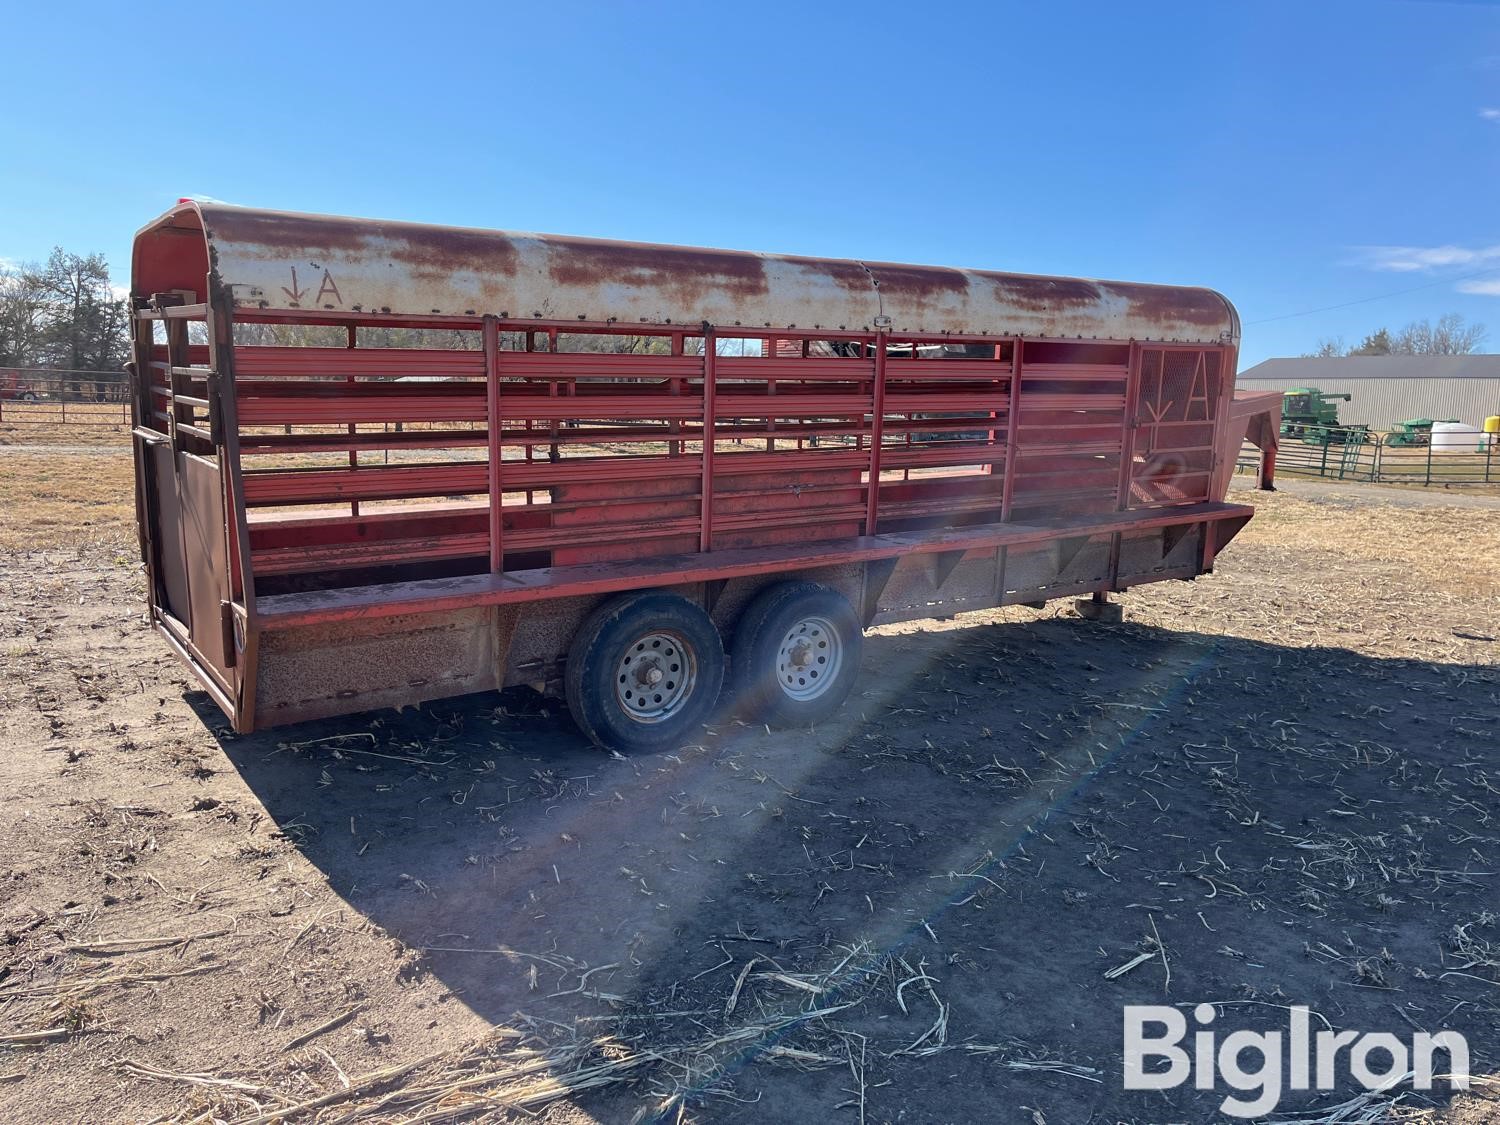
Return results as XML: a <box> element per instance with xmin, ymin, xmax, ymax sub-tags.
<box><xmin>484</xmin><ymin>315</ymin><xmax>503</xmax><ymax>574</ymax></box>
<box><xmin>986</xmin><ymin>341</ymin><xmax>1004</xmax><ymax>473</ymax></box>
<box><xmin>208</xmin><ymin>296</ymin><xmax>259</xmax><ymax>730</ymax></box>
<box><xmin>547</xmin><ymin>327</ymin><xmax>560</xmax><ymax>462</ymax></box>
<box><xmin>669</xmin><ymin>331</ymin><xmax>683</xmax><ymax>459</ymax></box>
<box><xmin>127</xmin><ymin>313</ymin><xmax>158</xmax><ymax>605</ymax></box>
<box><xmin>1000</xmin><ymin>337</ymin><xmax>1023</xmax><ymax>521</ymax></box>
<box><xmin>1115</xmin><ymin>341</ymin><xmax>1145</xmax><ymax>511</ymax></box>
<box><xmin>699</xmin><ymin>326</ymin><xmax>717</xmax><ymax>553</ymax></box>
<box><xmin>864</xmin><ymin>331</ymin><xmax>888</xmax><ymax>535</ymax></box>
<box><xmin>345</xmin><ymin>324</ymin><xmax>359</xmax><ymax>518</ymax></box>
<box><xmin>165</xmin><ymin>317</ymin><xmax>189</xmax><ymax>448</ymax></box>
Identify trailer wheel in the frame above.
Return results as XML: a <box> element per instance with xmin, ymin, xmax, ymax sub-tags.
<box><xmin>565</xmin><ymin>592</ymin><xmax>724</xmax><ymax>754</ymax></box>
<box><xmin>731</xmin><ymin>582</ymin><xmax>862</xmax><ymax>728</ymax></box>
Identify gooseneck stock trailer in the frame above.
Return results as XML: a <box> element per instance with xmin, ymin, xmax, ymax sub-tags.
<box><xmin>128</xmin><ymin>203</ymin><xmax>1278</xmax><ymax>751</ymax></box>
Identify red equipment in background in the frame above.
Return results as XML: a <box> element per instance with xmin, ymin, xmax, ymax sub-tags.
<box><xmin>1</xmin><ymin>370</ymin><xmax>39</xmax><ymax>400</ymax></box>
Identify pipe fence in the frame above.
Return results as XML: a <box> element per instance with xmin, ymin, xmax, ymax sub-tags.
<box><xmin>1238</xmin><ymin>426</ymin><xmax>1497</xmax><ymax>487</ymax></box>
<box><xmin>0</xmin><ymin>368</ymin><xmax>130</xmax><ymax>426</ymax></box>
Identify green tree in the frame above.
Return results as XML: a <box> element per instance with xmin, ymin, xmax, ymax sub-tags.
<box><xmin>1349</xmin><ymin>328</ymin><xmax>1392</xmax><ymax>355</ymax></box>
<box><xmin>0</xmin><ymin>262</ymin><xmax>48</xmax><ymax>367</ymax></box>
<box><xmin>25</xmin><ymin>249</ymin><xmax>131</xmax><ymax>395</ymax></box>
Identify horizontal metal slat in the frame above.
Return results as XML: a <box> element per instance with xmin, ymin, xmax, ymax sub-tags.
<box><xmin>499</xmin><ymin>395</ymin><xmax>704</xmax><ymax>421</ymax></box>
<box><xmin>242</xmin><ymin>461</ymin><xmax>488</xmax><ymax>506</ymax></box>
<box><xmin>1015</xmin><ymin>439</ymin><xmax>1122</xmax><ymax>456</ymax></box>
<box><xmin>716</xmin><ymin>357</ymin><xmax>873</xmax><ymax>376</ymax></box>
<box><xmin>878</xmin><ymin>494</ymin><xmax>1004</xmax><ymax>521</ymax></box>
<box><xmin>239</xmin><ymin>398</ymin><xmax>487</xmax><ymax>425</ymax></box>
<box><xmin>715</xmin><ymin>394</ymin><xmax>873</xmax><ymax>416</ymax></box>
<box><xmin>501</xmin><ymin>455</ymin><xmax>703</xmax><ymax>490</ymax></box>
<box><xmin>881</xmin><ymin>415</ymin><xmax>1007</xmax><ymax>435</ymax></box>
<box><xmin>884</xmin><ymin>393</ymin><xmax>1006</xmax><ymax>413</ymax></box>
<box><xmin>252</xmin><ymin>532</ymin><xmax>490</xmax><ymax>576</ymax></box>
<box><xmin>1019</xmin><ymin>364</ymin><xmax>1128</xmax><ymax>381</ymax></box>
<box><xmin>1021</xmin><ymin>393</ymin><xmax>1127</xmax><ymax>410</ymax></box>
<box><xmin>880</xmin><ymin>445</ymin><xmax>1004</xmax><ymax>471</ymax></box>
<box><xmin>500</xmin><ymin>354</ymin><xmax>703</xmax><ymax>378</ymax></box>
<box><xmin>712</xmin><ymin>503</ymin><xmax>868</xmax><ymax>534</ymax></box>
<box><xmin>504</xmin><ymin>517</ymin><xmax>702</xmax><ymax>553</ymax></box>
<box><xmin>239</xmin><ymin>429</ymin><xmax>490</xmax><ymax>455</ymax></box>
<box><xmin>233</xmin><ymin>346</ymin><xmax>485</xmax><ymax>377</ymax></box>
<box><xmin>236</xmin><ymin>380</ymin><xmax>488</xmax><ymax>424</ymax></box>
<box><xmin>884</xmin><ymin>375</ymin><xmax>1011</xmax><ymax>388</ymax></box>
<box><xmin>711</xmin><ymin>448</ymin><xmax>869</xmax><ymax>476</ymax></box>
<box><xmin>1007</xmin><ymin>486</ymin><xmax>1119</xmax><ymax>508</ymax></box>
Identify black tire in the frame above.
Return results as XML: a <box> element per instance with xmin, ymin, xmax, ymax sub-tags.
<box><xmin>731</xmin><ymin>582</ymin><xmax>862</xmax><ymax>728</ymax></box>
<box><xmin>20</xmin><ymin>392</ymin><xmax>37</xmax><ymax>402</ymax></box>
<box><xmin>565</xmin><ymin>591</ymin><xmax>724</xmax><ymax>754</ymax></box>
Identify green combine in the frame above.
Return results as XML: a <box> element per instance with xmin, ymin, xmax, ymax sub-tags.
<box><xmin>1385</xmin><ymin>418</ymin><xmax>1459</xmax><ymax>447</ymax></box>
<box><xmin>1280</xmin><ymin>388</ymin><xmax>1370</xmax><ymax>444</ymax></box>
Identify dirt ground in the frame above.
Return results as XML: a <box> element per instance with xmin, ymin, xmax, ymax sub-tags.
<box><xmin>2</xmin><ymin>444</ymin><xmax>1499</xmax><ymax>1124</ymax></box>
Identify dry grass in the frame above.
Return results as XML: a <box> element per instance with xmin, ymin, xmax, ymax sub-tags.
<box><xmin>1227</xmin><ymin>486</ymin><xmax>1500</xmax><ymax>601</ymax></box>
<box><xmin>0</xmin><ymin>449</ymin><xmax>137</xmax><ymax>551</ymax></box>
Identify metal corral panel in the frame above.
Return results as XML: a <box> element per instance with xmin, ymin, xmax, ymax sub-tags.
<box><xmin>133</xmin><ymin>203</ymin><xmax>1237</xmax><ymax>343</ymax></box>
<box><xmin>1236</xmin><ymin>357</ymin><xmax>1500</xmax><ymax>429</ymax></box>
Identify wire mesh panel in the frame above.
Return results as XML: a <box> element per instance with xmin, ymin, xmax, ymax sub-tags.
<box><xmin>1130</xmin><ymin>347</ymin><xmax>1225</xmax><ymax>507</ymax></box>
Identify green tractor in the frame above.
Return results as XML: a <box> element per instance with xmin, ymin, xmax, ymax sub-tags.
<box><xmin>1280</xmin><ymin>388</ymin><xmax>1370</xmax><ymax>445</ymax></box>
<box><xmin>1385</xmin><ymin>418</ymin><xmax>1458</xmax><ymax>447</ymax></box>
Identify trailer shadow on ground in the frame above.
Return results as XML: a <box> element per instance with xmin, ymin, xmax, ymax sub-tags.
<box><xmin>193</xmin><ymin>615</ymin><xmax>1500</xmax><ymax>1122</ymax></box>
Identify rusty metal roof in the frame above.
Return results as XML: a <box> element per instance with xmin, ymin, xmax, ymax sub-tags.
<box><xmin>134</xmin><ymin>203</ymin><xmax>1239</xmax><ymax>343</ymax></box>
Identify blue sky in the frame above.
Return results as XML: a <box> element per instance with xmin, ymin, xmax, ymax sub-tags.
<box><xmin>2</xmin><ymin>0</ymin><xmax>1498</xmax><ymax>365</ymax></box>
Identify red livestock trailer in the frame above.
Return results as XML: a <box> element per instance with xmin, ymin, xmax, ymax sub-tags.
<box><xmin>128</xmin><ymin>203</ymin><xmax>1279</xmax><ymax>751</ymax></box>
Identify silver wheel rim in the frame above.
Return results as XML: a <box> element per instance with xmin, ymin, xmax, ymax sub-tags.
<box><xmin>776</xmin><ymin>615</ymin><xmax>841</xmax><ymax>702</ymax></box>
<box><xmin>615</xmin><ymin>630</ymin><xmax>696</xmax><ymax>723</ymax></box>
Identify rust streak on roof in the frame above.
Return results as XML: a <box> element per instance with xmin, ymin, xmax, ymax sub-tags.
<box><xmin>133</xmin><ymin>202</ymin><xmax>1238</xmax><ymax>343</ymax></box>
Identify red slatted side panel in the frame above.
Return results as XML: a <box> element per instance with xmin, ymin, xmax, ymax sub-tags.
<box><xmin>1007</xmin><ymin>343</ymin><xmax>1131</xmax><ymax>519</ymax></box>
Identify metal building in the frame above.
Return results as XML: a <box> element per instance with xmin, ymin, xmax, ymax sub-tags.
<box><xmin>1234</xmin><ymin>355</ymin><xmax>1500</xmax><ymax>430</ymax></box>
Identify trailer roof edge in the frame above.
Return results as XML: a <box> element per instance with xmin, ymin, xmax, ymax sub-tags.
<box><xmin>131</xmin><ymin>202</ymin><xmax>1238</xmax><ymax>345</ymax></box>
